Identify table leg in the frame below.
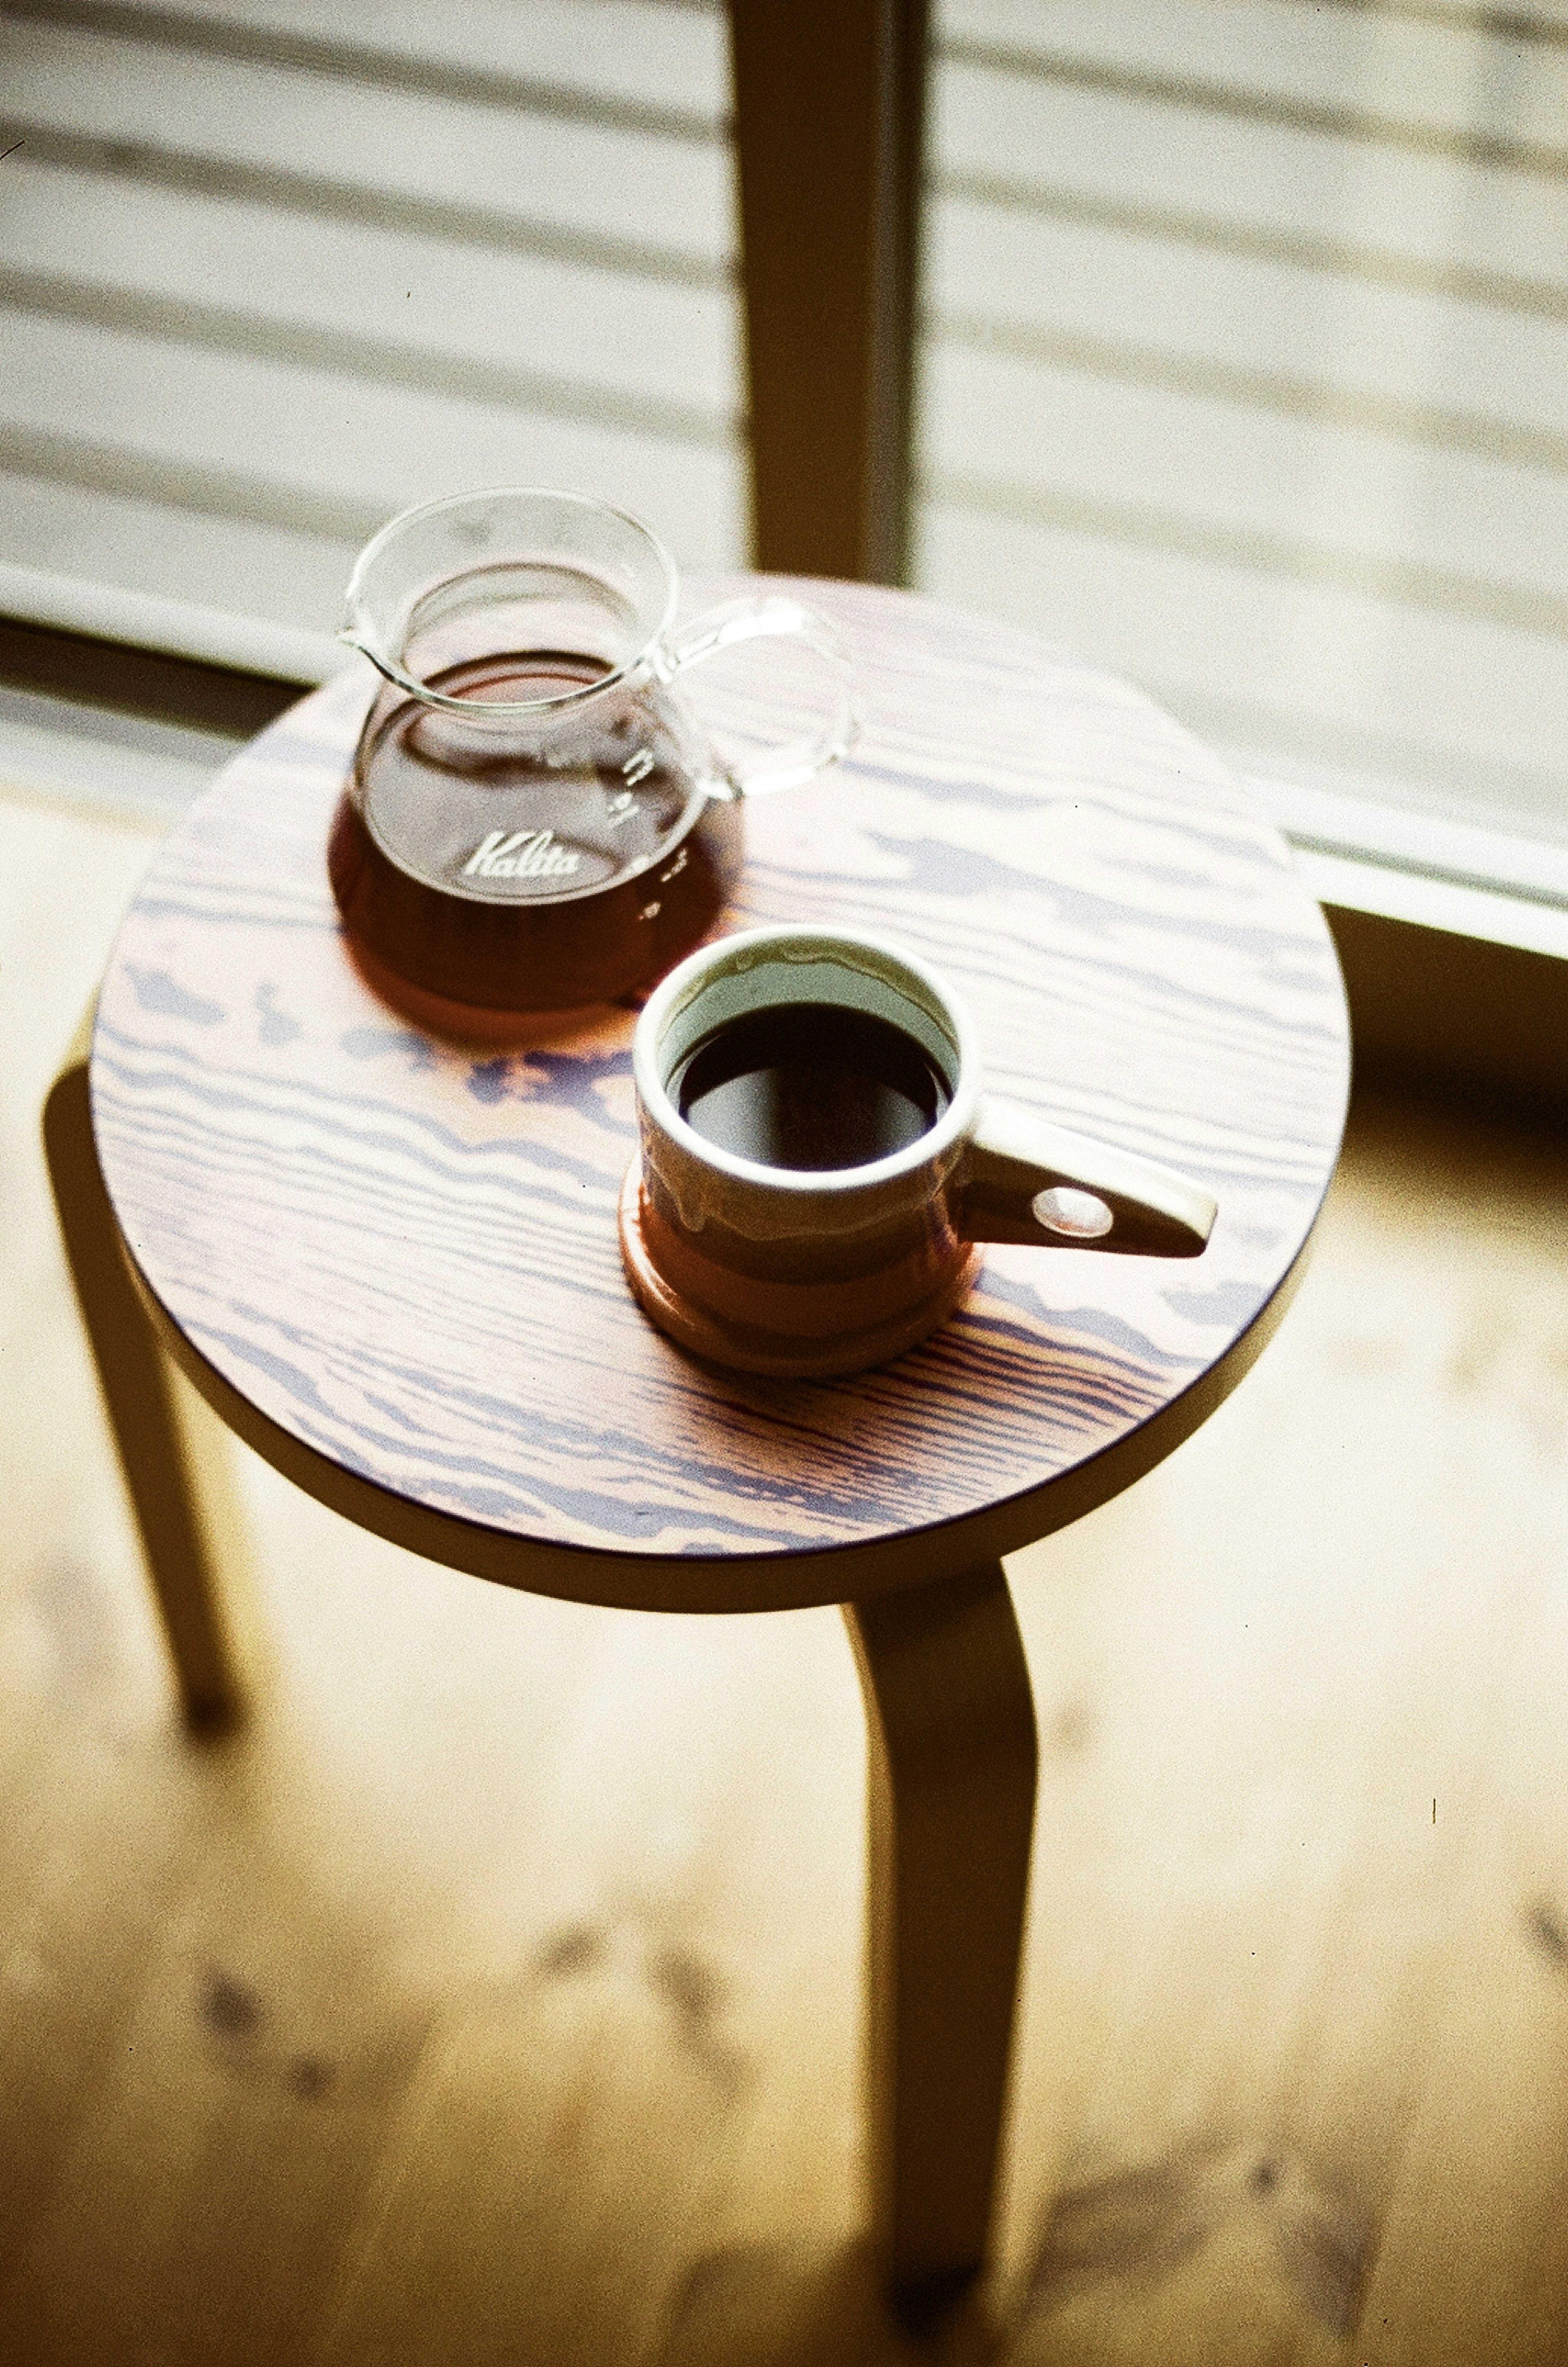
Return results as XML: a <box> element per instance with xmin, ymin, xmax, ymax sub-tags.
<box><xmin>844</xmin><ymin>1559</ymin><xmax>1038</xmax><ymax>2333</ymax></box>
<box><xmin>43</xmin><ymin>1023</ymin><xmax>252</xmax><ymax>1732</ymax></box>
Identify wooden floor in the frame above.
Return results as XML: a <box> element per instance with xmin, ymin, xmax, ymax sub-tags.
<box><xmin>5</xmin><ymin>772</ymin><xmax>1568</xmax><ymax>2363</ymax></box>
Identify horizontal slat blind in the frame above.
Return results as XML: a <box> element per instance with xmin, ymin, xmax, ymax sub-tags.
<box><xmin>3</xmin><ymin>0</ymin><xmax>1567</xmax><ymax>865</ymax></box>
<box><xmin>0</xmin><ymin>0</ymin><xmax>744</xmax><ymax>650</ymax></box>
<box><xmin>919</xmin><ymin>0</ymin><xmax>1568</xmax><ymax>849</ymax></box>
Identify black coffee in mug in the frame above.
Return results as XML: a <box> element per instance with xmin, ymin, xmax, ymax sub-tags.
<box><xmin>671</xmin><ymin>1001</ymin><xmax>951</xmax><ymax>1171</ymax></box>
<box><xmin>626</xmin><ymin>926</ymin><xmax>1218</xmax><ymax>1380</ymax></box>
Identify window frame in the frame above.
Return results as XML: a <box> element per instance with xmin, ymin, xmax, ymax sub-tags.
<box><xmin>2</xmin><ymin>0</ymin><xmax>1562</xmax><ymax>1128</ymax></box>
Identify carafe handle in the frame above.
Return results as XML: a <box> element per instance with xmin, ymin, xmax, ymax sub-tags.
<box><xmin>659</xmin><ymin>595</ymin><xmax>861</xmax><ymax>797</ymax></box>
<box><xmin>958</xmin><ymin>1097</ymin><xmax>1217</xmax><ymax>1259</ymax></box>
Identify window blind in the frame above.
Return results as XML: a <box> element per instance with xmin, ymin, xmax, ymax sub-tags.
<box><xmin>0</xmin><ymin>0</ymin><xmax>746</xmax><ymax>668</ymax></box>
<box><xmin>918</xmin><ymin>0</ymin><xmax>1568</xmax><ymax>861</ymax></box>
<box><xmin>3</xmin><ymin>0</ymin><xmax>1567</xmax><ymax>878</ymax></box>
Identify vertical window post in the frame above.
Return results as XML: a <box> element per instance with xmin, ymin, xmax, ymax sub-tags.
<box><xmin>726</xmin><ymin>0</ymin><xmax>929</xmax><ymax>584</ymax></box>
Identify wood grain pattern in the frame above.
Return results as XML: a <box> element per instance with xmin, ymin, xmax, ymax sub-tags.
<box><xmin>88</xmin><ymin>576</ymin><xmax>1348</xmax><ymax>1613</ymax></box>
<box><xmin>11</xmin><ymin>764</ymin><xmax>1568</xmax><ymax>2367</ymax></box>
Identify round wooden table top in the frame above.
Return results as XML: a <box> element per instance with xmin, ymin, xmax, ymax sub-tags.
<box><xmin>90</xmin><ymin>576</ymin><xmax>1349</xmax><ymax>1614</ymax></box>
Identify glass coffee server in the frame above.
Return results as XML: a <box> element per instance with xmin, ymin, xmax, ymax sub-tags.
<box><xmin>331</xmin><ymin>487</ymin><xmax>859</xmax><ymax>1016</ymax></box>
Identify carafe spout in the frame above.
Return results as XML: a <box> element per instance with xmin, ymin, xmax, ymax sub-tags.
<box><xmin>336</xmin><ymin>628</ymin><xmax>404</xmax><ymax>688</ymax></box>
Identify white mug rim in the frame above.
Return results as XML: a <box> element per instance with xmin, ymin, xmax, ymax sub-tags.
<box><xmin>634</xmin><ymin>925</ymin><xmax>984</xmax><ymax>1195</ymax></box>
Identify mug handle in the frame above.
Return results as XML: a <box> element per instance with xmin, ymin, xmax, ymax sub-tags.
<box><xmin>958</xmin><ymin>1098</ymin><xmax>1217</xmax><ymax>1259</ymax></box>
<box><xmin>657</xmin><ymin>595</ymin><xmax>862</xmax><ymax>796</ymax></box>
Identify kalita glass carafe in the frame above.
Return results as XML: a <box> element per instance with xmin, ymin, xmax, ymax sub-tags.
<box><xmin>329</xmin><ymin>487</ymin><xmax>860</xmax><ymax>1015</ymax></box>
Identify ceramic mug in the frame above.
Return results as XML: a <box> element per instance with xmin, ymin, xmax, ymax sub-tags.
<box><xmin>617</xmin><ymin>926</ymin><xmax>1218</xmax><ymax>1378</ymax></box>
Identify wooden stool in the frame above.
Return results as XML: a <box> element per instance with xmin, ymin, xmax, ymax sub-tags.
<box><xmin>43</xmin><ymin>578</ymin><xmax>1348</xmax><ymax>2337</ymax></box>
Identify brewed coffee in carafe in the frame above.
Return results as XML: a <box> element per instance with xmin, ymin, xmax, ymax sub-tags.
<box><xmin>331</xmin><ymin>490</ymin><xmax>858</xmax><ymax>1017</ymax></box>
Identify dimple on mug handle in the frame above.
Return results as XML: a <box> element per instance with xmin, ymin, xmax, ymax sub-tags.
<box><xmin>960</xmin><ymin>1098</ymin><xmax>1218</xmax><ymax>1259</ymax></box>
<box><xmin>657</xmin><ymin>594</ymin><xmax>862</xmax><ymax>797</ymax></box>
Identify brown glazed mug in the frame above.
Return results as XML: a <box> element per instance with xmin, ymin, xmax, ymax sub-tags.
<box><xmin>617</xmin><ymin>926</ymin><xmax>1218</xmax><ymax>1379</ymax></box>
